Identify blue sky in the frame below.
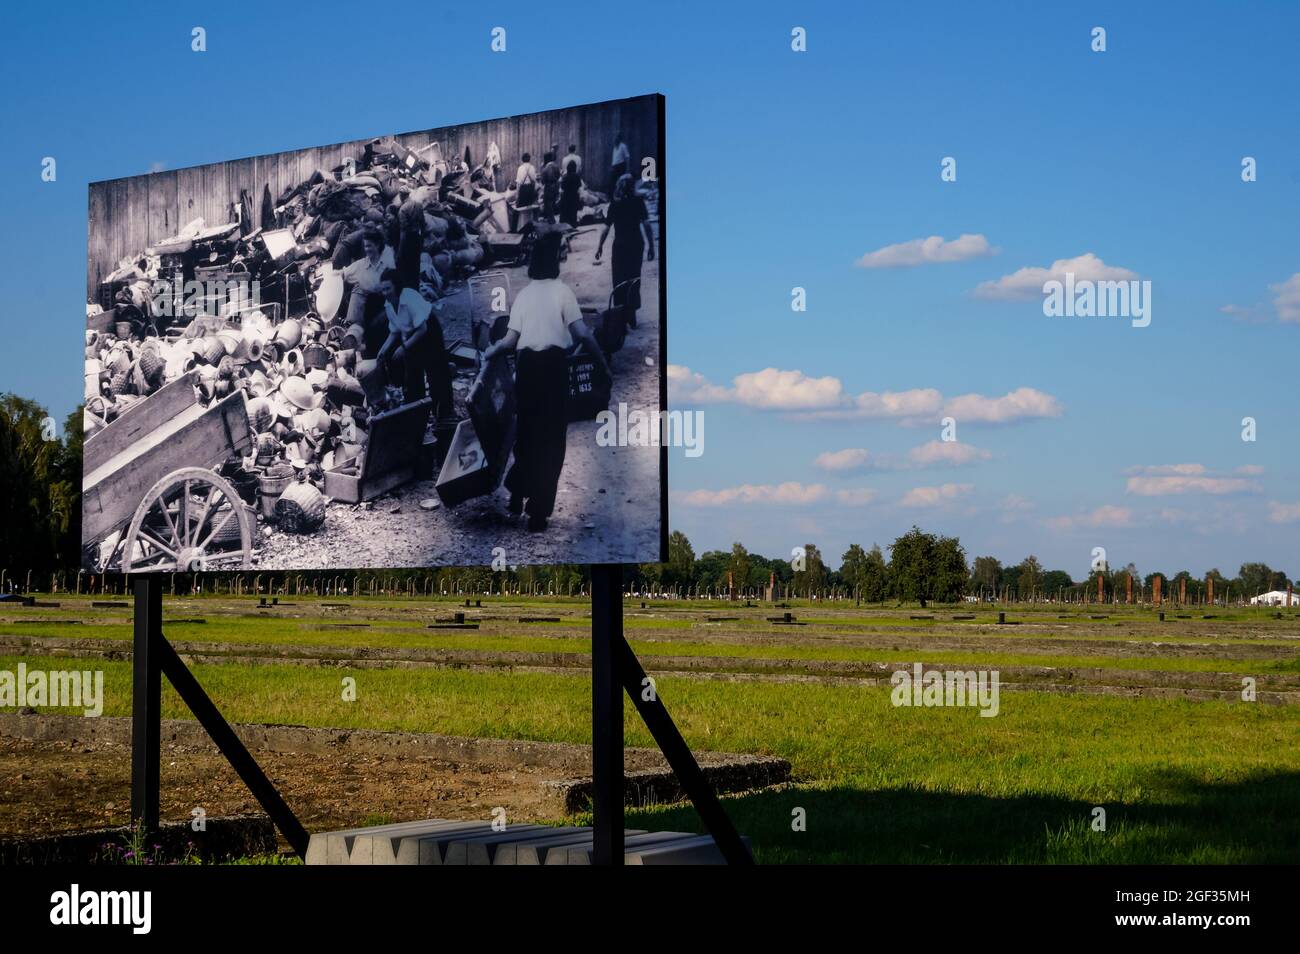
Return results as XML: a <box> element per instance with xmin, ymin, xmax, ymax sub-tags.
<box><xmin>2</xmin><ymin>1</ymin><xmax>1298</xmax><ymax>578</ymax></box>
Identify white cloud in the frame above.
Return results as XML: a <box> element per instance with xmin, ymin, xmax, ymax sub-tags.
<box><xmin>835</xmin><ymin>488</ymin><xmax>878</xmax><ymax>506</ymax></box>
<box><xmin>1220</xmin><ymin>303</ymin><xmax>1268</xmax><ymax>324</ymax></box>
<box><xmin>677</xmin><ymin>482</ymin><xmax>829</xmax><ymax>507</ymax></box>
<box><xmin>804</xmin><ymin>389</ymin><xmax>943</xmax><ymax>422</ymax></box>
<box><xmin>905</xmin><ymin>440</ymin><xmax>992</xmax><ymax>466</ymax></box>
<box><xmin>1126</xmin><ymin>475</ymin><xmax>1258</xmax><ymax>496</ymax></box>
<box><xmin>1269</xmin><ymin>273</ymin><xmax>1300</xmax><ymax>323</ymax></box>
<box><xmin>854</xmin><ymin>388</ymin><xmax>945</xmax><ymax>419</ymax></box>
<box><xmin>998</xmin><ymin>494</ymin><xmax>1034</xmax><ymax>523</ymax></box>
<box><xmin>972</xmin><ymin>253</ymin><xmax>1138</xmax><ymax>301</ymax></box>
<box><xmin>731</xmin><ymin>368</ymin><xmax>845</xmax><ymax>410</ymax></box>
<box><xmin>1124</xmin><ymin>465</ymin><xmax>1264</xmax><ymax>495</ymax></box>
<box><xmin>941</xmin><ymin>387</ymin><xmax>1063</xmax><ymax>424</ymax></box>
<box><xmin>1126</xmin><ymin>463</ymin><xmax>1206</xmax><ymax>476</ymax></box>
<box><xmin>814</xmin><ymin>440</ymin><xmax>991</xmax><ymax>472</ymax></box>
<box><xmin>1268</xmin><ymin>502</ymin><xmax>1300</xmax><ymax>524</ymax></box>
<box><xmin>855</xmin><ymin>233</ymin><xmax>997</xmax><ymax>269</ymax></box>
<box><xmin>814</xmin><ymin>448</ymin><xmax>871</xmax><ymax>471</ymax></box>
<box><xmin>900</xmin><ymin>483</ymin><xmax>973</xmax><ymax>507</ymax></box>
<box><xmin>1045</xmin><ymin>505</ymin><xmax>1133</xmax><ymax>531</ymax></box>
<box><xmin>666</xmin><ymin>367</ymin><xmax>1060</xmax><ymax>427</ymax></box>
<box><xmin>666</xmin><ymin>364</ymin><xmax>733</xmax><ymax>404</ymax></box>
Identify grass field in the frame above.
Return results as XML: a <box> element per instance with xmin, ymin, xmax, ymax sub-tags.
<box><xmin>3</xmin><ymin>594</ymin><xmax>1299</xmax><ymax>863</ymax></box>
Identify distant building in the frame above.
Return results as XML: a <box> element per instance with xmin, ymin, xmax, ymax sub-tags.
<box><xmin>1249</xmin><ymin>590</ymin><xmax>1296</xmax><ymax>606</ymax></box>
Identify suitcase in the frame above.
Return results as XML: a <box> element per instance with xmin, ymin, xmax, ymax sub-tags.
<box><xmin>435</xmin><ymin>353</ymin><xmax>516</xmax><ymax>507</ymax></box>
<box><xmin>567</xmin><ymin>345</ymin><xmax>611</xmax><ymax>422</ymax></box>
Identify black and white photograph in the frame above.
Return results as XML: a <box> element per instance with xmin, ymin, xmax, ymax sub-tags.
<box><xmin>81</xmin><ymin>95</ymin><xmax>666</xmax><ymax>572</ymax></box>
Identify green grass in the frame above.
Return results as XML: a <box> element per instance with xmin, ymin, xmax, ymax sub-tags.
<box><xmin>5</xmin><ymin>621</ymin><xmax>1296</xmax><ymax>676</ymax></box>
<box><xmin>5</xmin><ymin>652</ymin><xmax>1298</xmax><ymax>863</ymax></box>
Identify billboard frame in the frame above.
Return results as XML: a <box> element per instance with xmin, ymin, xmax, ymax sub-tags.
<box><xmin>126</xmin><ymin>95</ymin><xmax>748</xmax><ymax>864</ymax></box>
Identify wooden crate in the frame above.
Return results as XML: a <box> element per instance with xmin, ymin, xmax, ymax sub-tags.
<box><xmin>323</xmin><ymin>398</ymin><xmax>431</xmax><ymax>504</ymax></box>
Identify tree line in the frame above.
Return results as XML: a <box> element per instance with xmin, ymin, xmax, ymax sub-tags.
<box><xmin>1</xmin><ymin>391</ymin><xmax>1293</xmax><ymax>603</ymax></box>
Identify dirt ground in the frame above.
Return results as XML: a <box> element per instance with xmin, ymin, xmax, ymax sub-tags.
<box><xmin>256</xmin><ymin>223</ymin><xmax>662</xmax><ymax>570</ymax></box>
<box><xmin>0</xmin><ymin>734</ymin><xmax>562</xmax><ymax>843</ymax></box>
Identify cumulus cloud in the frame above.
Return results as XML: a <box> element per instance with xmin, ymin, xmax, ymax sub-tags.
<box><xmin>1045</xmin><ymin>505</ymin><xmax>1133</xmax><ymax>531</ymax></box>
<box><xmin>1269</xmin><ymin>273</ymin><xmax>1300</xmax><ymax>323</ymax></box>
<box><xmin>1236</xmin><ymin>464</ymin><xmax>1265</xmax><ymax>475</ymax></box>
<box><xmin>1220</xmin><ymin>303</ymin><xmax>1268</xmax><ymax>324</ymax></box>
<box><xmin>803</xmin><ymin>388</ymin><xmax>944</xmax><ymax>422</ymax></box>
<box><xmin>814</xmin><ymin>441</ymin><xmax>991</xmax><ymax>472</ymax></box>
<box><xmin>972</xmin><ymin>253</ymin><xmax>1138</xmax><ymax>301</ymax></box>
<box><xmin>899</xmin><ymin>483</ymin><xmax>973</xmax><ymax>507</ymax></box>
<box><xmin>1126</xmin><ymin>475</ymin><xmax>1257</xmax><ymax>496</ymax></box>
<box><xmin>835</xmin><ymin>488</ymin><xmax>878</xmax><ymax>506</ymax></box>
<box><xmin>676</xmin><ymin>482</ymin><xmax>829</xmax><ymax>506</ymax></box>
<box><xmin>666</xmin><ymin>367</ymin><xmax>1060</xmax><ymax>426</ymax></box>
<box><xmin>940</xmin><ymin>387</ymin><xmax>1063</xmax><ymax>424</ymax></box>
<box><xmin>1268</xmin><ymin>502</ymin><xmax>1300</xmax><ymax>524</ymax></box>
<box><xmin>731</xmin><ymin>368</ymin><xmax>845</xmax><ymax>410</ymax></box>
<box><xmin>814</xmin><ymin>448</ymin><xmax>871</xmax><ymax>471</ymax></box>
<box><xmin>855</xmin><ymin>233</ymin><xmax>997</xmax><ymax>269</ymax></box>
<box><xmin>854</xmin><ymin>388</ymin><xmax>945</xmax><ymax>419</ymax></box>
<box><xmin>1126</xmin><ymin>463</ymin><xmax>1206</xmax><ymax>476</ymax></box>
<box><xmin>905</xmin><ymin>440</ymin><xmax>992</xmax><ymax>466</ymax></box>
<box><xmin>998</xmin><ymin>494</ymin><xmax>1034</xmax><ymax>523</ymax></box>
<box><xmin>1123</xmin><ymin>464</ymin><xmax>1259</xmax><ymax>496</ymax></box>
<box><xmin>666</xmin><ymin>364</ymin><xmax>732</xmax><ymax>404</ymax></box>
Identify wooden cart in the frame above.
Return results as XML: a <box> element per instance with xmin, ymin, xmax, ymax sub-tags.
<box><xmin>82</xmin><ymin>371</ymin><xmax>255</xmax><ymax>573</ymax></box>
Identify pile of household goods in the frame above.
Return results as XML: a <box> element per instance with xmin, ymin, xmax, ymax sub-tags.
<box><xmin>83</xmin><ymin>137</ymin><xmax>607</xmax><ymax>535</ymax></box>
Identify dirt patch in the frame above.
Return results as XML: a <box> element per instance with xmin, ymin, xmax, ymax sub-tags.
<box><xmin>0</xmin><ymin>734</ymin><xmax>561</xmax><ymax>845</ymax></box>
<box><xmin>0</xmin><ymin>715</ymin><xmax>788</xmax><ymax>844</ymax></box>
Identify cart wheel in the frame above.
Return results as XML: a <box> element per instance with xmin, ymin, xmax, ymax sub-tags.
<box><xmin>121</xmin><ymin>467</ymin><xmax>254</xmax><ymax>573</ymax></box>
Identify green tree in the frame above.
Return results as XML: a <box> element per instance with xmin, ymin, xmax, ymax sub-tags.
<box><xmin>861</xmin><ymin>544</ymin><xmax>891</xmax><ymax>603</ymax></box>
<box><xmin>971</xmin><ymin>556</ymin><xmax>1001</xmax><ymax>595</ymax></box>
<box><xmin>727</xmin><ymin>542</ymin><xmax>752</xmax><ymax>596</ymax></box>
<box><xmin>1017</xmin><ymin>555</ymin><xmax>1043</xmax><ymax>598</ymax></box>
<box><xmin>1040</xmin><ymin>569</ymin><xmax>1073</xmax><ymax>598</ymax></box>
<box><xmin>888</xmin><ymin>527</ymin><xmax>964</xmax><ymax>606</ymax></box>
<box><xmin>0</xmin><ymin>394</ymin><xmax>81</xmax><ymax>576</ymax></box>
<box><xmin>933</xmin><ymin>535</ymin><xmax>969</xmax><ymax>603</ymax></box>
<box><xmin>840</xmin><ymin>544</ymin><xmax>868</xmax><ymax>600</ymax></box>
<box><xmin>665</xmin><ymin>530</ymin><xmax>695</xmax><ymax>590</ymax></box>
<box><xmin>792</xmin><ymin>543</ymin><xmax>826</xmax><ymax>598</ymax></box>
<box><xmin>1238</xmin><ymin>562</ymin><xmax>1274</xmax><ymax>596</ymax></box>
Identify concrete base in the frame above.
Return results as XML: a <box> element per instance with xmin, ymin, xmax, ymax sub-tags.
<box><xmin>305</xmin><ymin>820</ymin><xmax>750</xmax><ymax>865</ymax></box>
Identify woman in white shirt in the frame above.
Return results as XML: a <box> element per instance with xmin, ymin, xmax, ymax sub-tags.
<box><xmin>376</xmin><ymin>269</ymin><xmax>453</xmax><ymax>417</ymax></box>
<box><xmin>480</xmin><ymin>232</ymin><xmax>611</xmax><ymax>532</ymax></box>
<box><xmin>341</xmin><ymin>227</ymin><xmax>395</xmax><ymax>354</ymax></box>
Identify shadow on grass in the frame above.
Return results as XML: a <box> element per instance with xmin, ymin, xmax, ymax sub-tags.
<box><xmin>617</xmin><ymin>769</ymin><xmax>1300</xmax><ymax>864</ymax></box>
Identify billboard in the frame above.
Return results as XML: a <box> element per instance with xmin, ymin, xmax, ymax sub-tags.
<box><xmin>82</xmin><ymin>94</ymin><xmax>666</xmax><ymax>572</ymax></box>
